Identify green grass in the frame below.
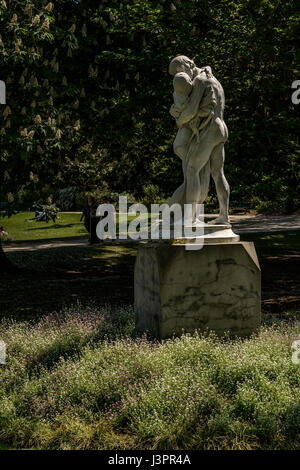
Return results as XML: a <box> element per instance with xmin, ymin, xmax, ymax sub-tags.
<box><xmin>241</xmin><ymin>230</ymin><xmax>300</xmax><ymax>256</ymax></box>
<box><xmin>0</xmin><ymin>227</ymin><xmax>299</xmax><ymax>449</ymax></box>
<box><xmin>1</xmin><ymin>212</ymin><xmax>150</xmax><ymax>243</ymax></box>
<box><xmin>1</xmin><ymin>212</ymin><xmax>87</xmax><ymax>242</ymax></box>
<box><xmin>3</xmin><ymin>212</ymin><xmax>300</xmax><ymax>249</ymax></box>
<box><xmin>1</xmin><ymin>244</ymin><xmax>137</xmax><ymax>321</ymax></box>
<box><xmin>1</xmin><ymin>230</ymin><xmax>299</xmax><ymax>321</ymax></box>
<box><xmin>0</xmin><ymin>305</ymin><xmax>299</xmax><ymax>450</ymax></box>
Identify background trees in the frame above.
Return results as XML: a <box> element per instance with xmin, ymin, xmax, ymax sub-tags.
<box><xmin>0</xmin><ymin>0</ymin><xmax>299</xmax><ymax>211</ymax></box>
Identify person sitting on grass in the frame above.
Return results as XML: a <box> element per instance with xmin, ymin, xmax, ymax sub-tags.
<box><xmin>80</xmin><ymin>195</ymin><xmax>98</xmax><ymax>233</ymax></box>
<box><xmin>27</xmin><ymin>209</ymin><xmax>58</xmax><ymax>223</ymax></box>
<box><xmin>0</xmin><ymin>226</ymin><xmax>8</xmax><ymax>237</ymax></box>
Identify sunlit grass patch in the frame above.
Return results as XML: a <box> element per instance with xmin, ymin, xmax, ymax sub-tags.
<box><xmin>1</xmin><ymin>212</ymin><xmax>151</xmax><ymax>243</ymax></box>
<box><xmin>2</xmin><ymin>212</ymin><xmax>86</xmax><ymax>242</ymax></box>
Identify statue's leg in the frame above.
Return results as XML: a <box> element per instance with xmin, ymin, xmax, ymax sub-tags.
<box><xmin>168</xmin><ymin>181</ymin><xmax>185</xmax><ymax>207</ymax></box>
<box><xmin>169</xmin><ymin>128</ymin><xmax>192</xmax><ymax>208</ymax></box>
<box><xmin>173</xmin><ymin>127</ymin><xmax>192</xmax><ymax>160</ymax></box>
<box><xmin>185</xmin><ymin>142</ymin><xmax>214</xmax><ymax>222</ymax></box>
<box><xmin>210</xmin><ymin>142</ymin><xmax>230</xmax><ymax>225</ymax></box>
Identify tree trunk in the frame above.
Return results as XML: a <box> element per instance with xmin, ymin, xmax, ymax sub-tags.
<box><xmin>0</xmin><ymin>238</ymin><xmax>17</xmax><ymax>273</ymax></box>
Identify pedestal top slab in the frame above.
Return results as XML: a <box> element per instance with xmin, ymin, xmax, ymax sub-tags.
<box><xmin>149</xmin><ymin>221</ymin><xmax>240</xmax><ymax>245</ymax></box>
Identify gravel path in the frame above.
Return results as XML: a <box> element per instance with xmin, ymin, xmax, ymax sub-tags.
<box><xmin>228</xmin><ymin>213</ymin><xmax>300</xmax><ymax>233</ymax></box>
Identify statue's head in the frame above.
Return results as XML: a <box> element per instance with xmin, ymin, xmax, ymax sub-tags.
<box><xmin>168</xmin><ymin>56</ymin><xmax>196</xmax><ymax>79</ymax></box>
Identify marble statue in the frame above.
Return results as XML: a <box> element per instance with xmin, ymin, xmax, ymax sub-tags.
<box><xmin>168</xmin><ymin>55</ymin><xmax>230</xmax><ymax>225</ymax></box>
<box><xmin>135</xmin><ymin>58</ymin><xmax>261</xmax><ymax>340</ymax></box>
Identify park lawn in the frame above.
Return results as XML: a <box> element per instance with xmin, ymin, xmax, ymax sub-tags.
<box><xmin>1</xmin><ymin>211</ymin><xmax>145</xmax><ymax>243</ymax></box>
<box><xmin>3</xmin><ymin>212</ymin><xmax>300</xmax><ymax>250</ymax></box>
<box><xmin>241</xmin><ymin>230</ymin><xmax>300</xmax><ymax>257</ymax></box>
<box><xmin>1</xmin><ymin>212</ymin><xmax>87</xmax><ymax>242</ymax></box>
<box><xmin>0</xmin><ymin>229</ymin><xmax>299</xmax><ymax>450</ymax></box>
<box><xmin>0</xmin><ymin>229</ymin><xmax>299</xmax><ymax>321</ymax></box>
<box><xmin>1</xmin><ymin>244</ymin><xmax>137</xmax><ymax>320</ymax></box>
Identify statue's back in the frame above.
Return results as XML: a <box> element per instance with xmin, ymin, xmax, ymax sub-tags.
<box><xmin>206</xmin><ymin>75</ymin><xmax>225</xmax><ymax>121</ymax></box>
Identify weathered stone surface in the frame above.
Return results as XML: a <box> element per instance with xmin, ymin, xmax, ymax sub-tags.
<box><xmin>135</xmin><ymin>242</ymin><xmax>261</xmax><ymax>339</ymax></box>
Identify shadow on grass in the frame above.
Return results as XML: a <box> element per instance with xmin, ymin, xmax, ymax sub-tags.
<box><xmin>0</xmin><ymin>244</ymin><xmax>137</xmax><ymax>321</ymax></box>
<box><xmin>1</xmin><ymin>230</ymin><xmax>300</xmax><ymax>322</ymax></box>
<box><xmin>3</xmin><ymin>235</ymin><xmax>88</xmax><ymax>245</ymax></box>
<box><xmin>240</xmin><ymin>230</ymin><xmax>300</xmax><ymax>256</ymax></box>
<box><xmin>26</xmin><ymin>222</ymin><xmax>83</xmax><ymax>231</ymax></box>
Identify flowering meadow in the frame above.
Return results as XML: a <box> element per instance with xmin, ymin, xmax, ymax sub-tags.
<box><xmin>0</xmin><ymin>304</ymin><xmax>299</xmax><ymax>450</ymax></box>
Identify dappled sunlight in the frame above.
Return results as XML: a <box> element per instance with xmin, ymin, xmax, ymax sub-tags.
<box><xmin>1</xmin><ymin>245</ymin><xmax>137</xmax><ymax>321</ymax></box>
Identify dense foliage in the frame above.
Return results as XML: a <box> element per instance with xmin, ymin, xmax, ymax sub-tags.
<box><xmin>0</xmin><ymin>0</ymin><xmax>299</xmax><ymax>210</ymax></box>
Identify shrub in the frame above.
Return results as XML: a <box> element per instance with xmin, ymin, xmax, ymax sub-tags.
<box><xmin>140</xmin><ymin>184</ymin><xmax>164</xmax><ymax>207</ymax></box>
<box><xmin>75</xmin><ymin>187</ymin><xmax>137</xmax><ymax>210</ymax></box>
<box><xmin>251</xmin><ymin>196</ymin><xmax>300</xmax><ymax>215</ymax></box>
<box><xmin>55</xmin><ymin>187</ymin><xmax>79</xmax><ymax>211</ymax></box>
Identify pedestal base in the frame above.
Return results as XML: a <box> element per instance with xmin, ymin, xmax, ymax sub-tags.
<box><xmin>134</xmin><ymin>242</ymin><xmax>261</xmax><ymax>339</ymax></box>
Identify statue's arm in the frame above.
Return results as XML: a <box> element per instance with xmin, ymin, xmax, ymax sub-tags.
<box><xmin>170</xmin><ymin>72</ymin><xmax>192</xmax><ymax>120</ymax></box>
<box><xmin>169</xmin><ymin>93</ymin><xmax>183</xmax><ymax>119</ymax></box>
<box><xmin>176</xmin><ymin>76</ymin><xmax>207</xmax><ymax>127</ymax></box>
<box><xmin>170</xmin><ymin>105</ymin><xmax>181</xmax><ymax>119</ymax></box>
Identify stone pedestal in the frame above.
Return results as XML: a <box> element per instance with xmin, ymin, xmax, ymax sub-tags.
<box><xmin>134</xmin><ymin>242</ymin><xmax>261</xmax><ymax>339</ymax></box>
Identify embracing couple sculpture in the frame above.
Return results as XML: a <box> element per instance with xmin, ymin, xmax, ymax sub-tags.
<box><xmin>169</xmin><ymin>55</ymin><xmax>230</xmax><ymax>226</ymax></box>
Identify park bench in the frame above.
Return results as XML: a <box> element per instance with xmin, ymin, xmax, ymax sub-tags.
<box><xmin>229</xmin><ymin>201</ymin><xmax>252</xmax><ymax>214</ymax></box>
